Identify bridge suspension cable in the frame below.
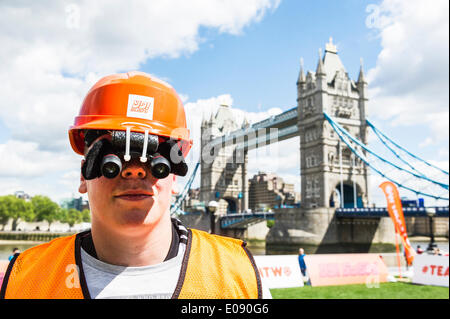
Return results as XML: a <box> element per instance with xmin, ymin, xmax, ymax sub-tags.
<box><xmin>366</xmin><ymin>119</ymin><xmax>449</xmax><ymax>176</ymax></box>
<box><xmin>323</xmin><ymin>112</ymin><xmax>449</xmax><ymax>201</ymax></box>
<box><xmin>170</xmin><ymin>160</ymin><xmax>201</xmax><ymax>216</ymax></box>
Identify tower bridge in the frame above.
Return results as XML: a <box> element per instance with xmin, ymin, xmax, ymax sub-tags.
<box><xmin>175</xmin><ymin>38</ymin><xmax>449</xmax><ymax>252</ymax></box>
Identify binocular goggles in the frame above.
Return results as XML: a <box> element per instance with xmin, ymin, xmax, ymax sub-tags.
<box><xmin>81</xmin><ymin>129</ymin><xmax>188</xmax><ymax>180</ymax></box>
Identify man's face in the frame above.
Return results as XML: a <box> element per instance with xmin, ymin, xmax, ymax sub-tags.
<box><xmin>79</xmin><ymin>153</ymin><xmax>176</xmax><ymax>235</ymax></box>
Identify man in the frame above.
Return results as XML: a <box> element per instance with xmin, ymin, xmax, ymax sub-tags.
<box><xmin>1</xmin><ymin>71</ymin><xmax>268</xmax><ymax>299</ymax></box>
<box><xmin>8</xmin><ymin>248</ymin><xmax>20</xmax><ymax>262</ymax></box>
<box><xmin>416</xmin><ymin>245</ymin><xmax>424</xmax><ymax>255</ymax></box>
<box><xmin>298</xmin><ymin>248</ymin><xmax>307</xmax><ymax>278</ymax></box>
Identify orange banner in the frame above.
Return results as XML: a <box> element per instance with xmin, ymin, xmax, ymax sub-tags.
<box><xmin>379</xmin><ymin>181</ymin><xmax>416</xmax><ymax>265</ymax></box>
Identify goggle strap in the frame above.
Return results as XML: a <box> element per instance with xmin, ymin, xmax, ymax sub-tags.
<box><xmin>140</xmin><ymin>130</ymin><xmax>149</xmax><ymax>163</ymax></box>
<box><xmin>82</xmin><ymin>138</ymin><xmax>111</xmax><ymax>180</ymax></box>
<box><xmin>124</xmin><ymin>126</ymin><xmax>131</xmax><ymax>161</ymax></box>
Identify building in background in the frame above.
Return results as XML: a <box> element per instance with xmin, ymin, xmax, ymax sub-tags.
<box><xmin>180</xmin><ymin>188</ymin><xmax>205</xmax><ymax>213</ymax></box>
<box><xmin>182</xmin><ymin>172</ymin><xmax>300</xmax><ymax>214</ymax></box>
<box><xmin>14</xmin><ymin>191</ymin><xmax>31</xmax><ymax>201</ymax></box>
<box><xmin>248</xmin><ymin>171</ymin><xmax>300</xmax><ymax>211</ymax></box>
<box><xmin>60</xmin><ymin>196</ymin><xmax>89</xmax><ymax>211</ymax></box>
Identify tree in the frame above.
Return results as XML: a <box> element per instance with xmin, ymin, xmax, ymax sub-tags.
<box><xmin>0</xmin><ymin>195</ymin><xmax>34</xmax><ymax>230</ymax></box>
<box><xmin>0</xmin><ymin>196</ymin><xmax>10</xmax><ymax>230</ymax></box>
<box><xmin>31</xmin><ymin>195</ymin><xmax>59</xmax><ymax>231</ymax></box>
<box><xmin>59</xmin><ymin>208</ymin><xmax>83</xmax><ymax>231</ymax></box>
<box><xmin>80</xmin><ymin>209</ymin><xmax>91</xmax><ymax>223</ymax></box>
<box><xmin>11</xmin><ymin>196</ymin><xmax>34</xmax><ymax>230</ymax></box>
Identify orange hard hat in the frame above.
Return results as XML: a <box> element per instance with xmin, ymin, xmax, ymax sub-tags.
<box><xmin>69</xmin><ymin>71</ymin><xmax>192</xmax><ymax>157</ymax></box>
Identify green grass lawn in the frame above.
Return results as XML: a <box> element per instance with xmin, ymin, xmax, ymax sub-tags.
<box><xmin>270</xmin><ymin>282</ymin><xmax>449</xmax><ymax>299</ymax></box>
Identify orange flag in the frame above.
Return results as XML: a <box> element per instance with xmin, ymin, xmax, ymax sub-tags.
<box><xmin>379</xmin><ymin>181</ymin><xmax>416</xmax><ymax>265</ymax></box>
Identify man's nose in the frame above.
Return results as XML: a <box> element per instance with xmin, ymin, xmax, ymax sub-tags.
<box><xmin>121</xmin><ymin>162</ymin><xmax>147</xmax><ymax>179</ymax></box>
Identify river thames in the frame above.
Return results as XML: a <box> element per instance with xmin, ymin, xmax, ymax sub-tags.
<box><xmin>1</xmin><ymin>238</ymin><xmax>448</xmax><ymax>261</ymax></box>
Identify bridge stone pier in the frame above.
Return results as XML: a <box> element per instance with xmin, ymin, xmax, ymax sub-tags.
<box><xmin>266</xmin><ymin>208</ymin><xmax>396</xmax><ymax>253</ymax></box>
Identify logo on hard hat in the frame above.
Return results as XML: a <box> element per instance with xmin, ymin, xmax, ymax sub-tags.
<box><xmin>127</xmin><ymin>94</ymin><xmax>154</xmax><ymax>120</ymax></box>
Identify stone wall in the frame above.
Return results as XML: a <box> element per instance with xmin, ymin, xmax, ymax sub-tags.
<box><xmin>266</xmin><ymin>207</ymin><xmax>397</xmax><ymax>253</ymax></box>
<box><xmin>405</xmin><ymin>217</ymin><xmax>449</xmax><ymax>237</ymax></box>
<box><xmin>177</xmin><ymin>210</ymin><xmax>448</xmax><ymax>250</ymax></box>
<box><xmin>177</xmin><ymin>212</ymin><xmax>269</xmax><ymax>240</ymax></box>
<box><xmin>266</xmin><ymin>207</ymin><xmax>336</xmax><ymax>245</ymax></box>
<box><xmin>1</xmin><ymin>219</ymin><xmax>91</xmax><ymax>233</ymax></box>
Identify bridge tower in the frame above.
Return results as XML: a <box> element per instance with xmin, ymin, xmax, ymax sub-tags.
<box><xmin>200</xmin><ymin>104</ymin><xmax>249</xmax><ymax>215</ymax></box>
<box><xmin>297</xmin><ymin>38</ymin><xmax>370</xmax><ymax>209</ymax></box>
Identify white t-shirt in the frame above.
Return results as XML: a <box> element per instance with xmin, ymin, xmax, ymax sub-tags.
<box><xmin>81</xmin><ymin>220</ymin><xmax>272</xmax><ymax>299</ymax></box>
<box><xmin>81</xmin><ymin>243</ymin><xmax>186</xmax><ymax>299</ymax></box>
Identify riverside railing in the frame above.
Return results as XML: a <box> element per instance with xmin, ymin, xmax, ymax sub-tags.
<box><xmin>0</xmin><ymin>231</ymin><xmax>75</xmax><ymax>242</ymax></box>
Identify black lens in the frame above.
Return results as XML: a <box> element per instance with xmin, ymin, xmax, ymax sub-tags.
<box><xmin>101</xmin><ymin>154</ymin><xmax>122</xmax><ymax>178</ymax></box>
<box><xmin>150</xmin><ymin>155</ymin><xmax>171</xmax><ymax>179</ymax></box>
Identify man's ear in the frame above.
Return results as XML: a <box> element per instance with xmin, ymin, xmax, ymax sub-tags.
<box><xmin>79</xmin><ymin>159</ymin><xmax>87</xmax><ymax>194</ymax></box>
<box><xmin>171</xmin><ymin>174</ymin><xmax>179</xmax><ymax>195</ymax></box>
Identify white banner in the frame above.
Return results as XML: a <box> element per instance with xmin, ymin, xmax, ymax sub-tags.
<box><xmin>412</xmin><ymin>254</ymin><xmax>449</xmax><ymax>287</ymax></box>
<box><xmin>254</xmin><ymin>255</ymin><xmax>304</xmax><ymax>289</ymax></box>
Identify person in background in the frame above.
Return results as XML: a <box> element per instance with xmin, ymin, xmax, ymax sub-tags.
<box><xmin>416</xmin><ymin>245</ymin><xmax>424</xmax><ymax>254</ymax></box>
<box><xmin>433</xmin><ymin>248</ymin><xmax>443</xmax><ymax>256</ymax></box>
<box><xmin>298</xmin><ymin>248</ymin><xmax>307</xmax><ymax>278</ymax></box>
<box><xmin>8</xmin><ymin>248</ymin><xmax>20</xmax><ymax>262</ymax></box>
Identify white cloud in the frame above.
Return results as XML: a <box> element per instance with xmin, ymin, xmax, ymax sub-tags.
<box><xmin>419</xmin><ymin>137</ymin><xmax>434</xmax><ymax>148</ymax></box>
<box><xmin>247</xmin><ymin>137</ymin><xmax>300</xmax><ymax>192</ymax></box>
<box><xmin>0</xmin><ymin>0</ymin><xmax>280</xmax><ymax>150</ymax></box>
<box><xmin>0</xmin><ymin>140</ymin><xmax>79</xmax><ymax>178</ymax></box>
<box><xmin>0</xmin><ymin>139</ymin><xmax>83</xmax><ymax>202</ymax></box>
<box><xmin>0</xmin><ymin>0</ymin><xmax>281</xmax><ymax>73</ymax></box>
<box><xmin>366</xmin><ymin>0</ymin><xmax>449</xmax><ymax>143</ymax></box>
<box><xmin>0</xmin><ymin>0</ymin><xmax>280</xmax><ymax>202</ymax></box>
<box><xmin>438</xmin><ymin>148</ymin><xmax>449</xmax><ymax>159</ymax></box>
<box><xmin>364</xmin><ymin>0</ymin><xmax>449</xmax><ymax>205</ymax></box>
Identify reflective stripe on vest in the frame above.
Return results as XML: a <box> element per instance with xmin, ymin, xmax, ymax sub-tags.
<box><xmin>1</xmin><ymin>229</ymin><xmax>261</xmax><ymax>299</ymax></box>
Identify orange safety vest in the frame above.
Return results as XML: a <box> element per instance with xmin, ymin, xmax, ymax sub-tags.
<box><xmin>0</xmin><ymin>228</ymin><xmax>261</xmax><ymax>299</ymax></box>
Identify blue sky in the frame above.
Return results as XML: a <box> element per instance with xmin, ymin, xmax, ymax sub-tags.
<box><xmin>141</xmin><ymin>0</ymin><xmax>382</xmax><ymax>113</ymax></box>
<box><xmin>0</xmin><ymin>0</ymin><xmax>448</xmax><ymax>206</ymax></box>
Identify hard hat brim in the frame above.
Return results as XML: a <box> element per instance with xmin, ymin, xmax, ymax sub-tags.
<box><xmin>69</xmin><ymin>116</ymin><xmax>192</xmax><ymax>157</ymax></box>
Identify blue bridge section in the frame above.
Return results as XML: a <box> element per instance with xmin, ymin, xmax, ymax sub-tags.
<box><xmin>335</xmin><ymin>206</ymin><xmax>449</xmax><ymax>218</ymax></box>
<box><xmin>220</xmin><ymin>212</ymin><xmax>275</xmax><ymax>229</ymax></box>
<box><xmin>219</xmin><ymin>206</ymin><xmax>449</xmax><ymax>229</ymax></box>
